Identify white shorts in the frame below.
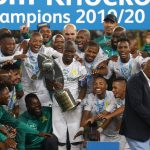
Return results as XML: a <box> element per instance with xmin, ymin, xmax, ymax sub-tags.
<box><xmin>52</xmin><ymin>104</ymin><xmax>82</xmax><ymax>143</ymax></box>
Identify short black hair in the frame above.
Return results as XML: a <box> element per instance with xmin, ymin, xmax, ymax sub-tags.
<box><xmin>0</xmin><ymin>33</ymin><xmax>13</xmax><ymax>41</ymax></box>
<box><xmin>30</xmin><ymin>32</ymin><xmax>42</xmax><ymax>39</ymax></box>
<box><xmin>64</xmin><ymin>40</ymin><xmax>76</xmax><ymax>52</ymax></box>
<box><xmin>117</xmin><ymin>37</ymin><xmax>130</xmax><ymax>45</ymax></box>
<box><xmin>104</xmin><ymin>14</ymin><xmax>118</xmax><ymax>23</ymax></box>
<box><xmin>25</xmin><ymin>93</ymin><xmax>39</xmax><ymax>105</ymax></box>
<box><xmin>113</xmin><ymin>77</ymin><xmax>127</xmax><ymax>83</ymax></box>
<box><xmin>113</xmin><ymin>26</ymin><xmax>126</xmax><ymax>33</ymax></box>
<box><xmin>0</xmin><ymin>84</ymin><xmax>8</xmax><ymax>93</ymax></box>
<box><xmin>94</xmin><ymin>76</ymin><xmax>107</xmax><ymax>84</ymax></box>
<box><xmin>0</xmin><ymin>28</ymin><xmax>11</xmax><ymax>37</ymax></box>
<box><xmin>77</xmin><ymin>29</ymin><xmax>91</xmax><ymax>40</ymax></box>
<box><xmin>86</xmin><ymin>40</ymin><xmax>99</xmax><ymax>50</ymax></box>
<box><xmin>2</xmin><ymin>63</ymin><xmax>20</xmax><ymax>71</ymax></box>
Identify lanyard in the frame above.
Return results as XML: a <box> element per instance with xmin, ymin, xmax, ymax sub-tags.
<box><xmin>28</xmin><ymin>50</ymin><xmax>39</xmax><ymax>74</ymax></box>
<box><xmin>84</xmin><ymin>60</ymin><xmax>95</xmax><ymax>75</ymax></box>
<box><xmin>84</xmin><ymin>60</ymin><xmax>95</xmax><ymax>84</ymax></box>
<box><xmin>8</xmin><ymin>87</ymin><xmax>16</xmax><ymax>110</ymax></box>
<box><xmin>96</xmin><ymin>93</ymin><xmax>107</xmax><ymax>113</ymax></box>
<box><xmin>119</xmin><ymin>59</ymin><xmax>132</xmax><ymax>80</ymax></box>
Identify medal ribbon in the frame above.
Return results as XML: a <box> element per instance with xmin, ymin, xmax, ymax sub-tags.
<box><xmin>96</xmin><ymin>93</ymin><xmax>107</xmax><ymax>113</ymax></box>
<box><xmin>119</xmin><ymin>59</ymin><xmax>132</xmax><ymax>80</ymax></box>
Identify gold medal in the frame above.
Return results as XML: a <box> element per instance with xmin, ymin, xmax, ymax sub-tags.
<box><xmin>31</xmin><ymin>74</ymin><xmax>38</xmax><ymax>80</ymax></box>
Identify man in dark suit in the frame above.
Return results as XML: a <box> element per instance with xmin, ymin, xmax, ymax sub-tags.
<box><xmin>120</xmin><ymin>58</ymin><xmax>150</xmax><ymax>150</ymax></box>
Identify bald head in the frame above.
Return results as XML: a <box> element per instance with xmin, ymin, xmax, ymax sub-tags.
<box><xmin>77</xmin><ymin>29</ymin><xmax>91</xmax><ymax>41</ymax></box>
<box><xmin>63</xmin><ymin>24</ymin><xmax>77</xmax><ymax>41</ymax></box>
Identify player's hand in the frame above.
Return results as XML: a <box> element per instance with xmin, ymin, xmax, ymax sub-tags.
<box><xmin>20</xmin><ymin>23</ymin><xmax>29</xmax><ymax>34</ymax></box>
<box><xmin>92</xmin><ymin>69</ymin><xmax>100</xmax><ymax>76</ymax></box>
<box><xmin>5</xmin><ymin>138</ymin><xmax>17</xmax><ymax>149</ymax></box>
<box><xmin>19</xmin><ymin>40</ymin><xmax>29</xmax><ymax>54</ymax></box>
<box><xmin>101</xmin><ymin>114</ymin><xmax>111</xmax><ymax>120</ymax></box>
<box><xmin>74</xmin><ymin>54</ymin><xmax>83</xmax><ymax>64</ymax></box>
<box><xmin>84</xmin><ymin>117</ymin><xmax>95</xmax><ymax>126</ymax></box>
<box><xmin>109</xmin><ymin>55</ymin><xmax>118</xmax><ymax>62</ymax></box>
<box><xmin>53</xmin><ymin>81</ymin><xmax>64</xmax><ymax>90</ymax></box>
<box><xmin>13</xmin><ymin>54</ymin><xmax>27</xmax><ymax>61</ymax></box>
<box><xmin>1</xmin><ymin>60</ymin><xmax>13</xmax><ymax>66</ymax></box>
<box><xmin>141</xmin><ymin>51</ymin><xmax>149</xmax><ymax>58</ymax></box>
<box><xmin>38</xmin><ymin>132</ymin><xmax>52</xmax><ymax>138</ymax></box>
<box><xmin>74</xmin><ymin>131</ymin><xmax>84</xmax><ymax>140</ymax></box>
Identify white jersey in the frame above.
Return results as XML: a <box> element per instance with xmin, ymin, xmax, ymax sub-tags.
<box><xmin>76</xmin><ymin>47</ymin><xmax>108</xmax><ymax>60</ymax></box>
<box><xmin>19</xmin><ymin>46</ymin><xmax>59</xmax><ymax>112</ymax></box>
<box><xmin>105</xmin><ymin>55</ymin><xmax>143</xmax><ymax>80</ymax></box>
<box><xmin>76</xmin><ymin>49</ymin><xmax>85</xmax><ymax>59</ymax></box>
<box><xmin>41</xmin><ymin>45</ymin><xmax>62</xmax><ymax>58</ymax></box>
<box><xmin>84</xmin><ymin>90</ymin><xmax>116</xmax><ymax>115</ymax></box>
<box><xmin>102</xmin><ymin>98</ymin><xmax>125</xmax><ymax>138</ymax></box>
<box><xmin>0</xmin><ymin>46</ymin><xmax>23</xmax><ymax>64</ymax></box>
<box><xmin>98</xmin><ymin>47</ymin><xmax>109</xmax><ymax>58</ymax></box>
<box><xmin>54</xmin><ymin>57</ymin><xmax>87</xmax><ymax>104</ymax></box>
<box><xmin>115</xmin><ymin>98</ymin><xmax>125</xmax><ymax>109</ymax></box>
<box><xmin>83</xmin><ymin>54</ymin><xmax>108</xmax><ymax>94</ymax></box>
<box><xmin>52</xmin><ymin>56</ymin><xmax>87</xmax><ymax>143</ymax></box>
<box><xmin>3</xmin><ymin>87</ymin><xmax>17</xmax><ymax>113</ymax></box>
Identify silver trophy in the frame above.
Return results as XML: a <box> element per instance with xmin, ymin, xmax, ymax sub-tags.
<box><xmin>38</xmin><ymin>53</ymin><xmax>76</xmax><ymax>111</ymax></box>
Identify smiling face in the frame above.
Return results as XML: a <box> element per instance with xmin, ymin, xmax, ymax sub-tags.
<box><xmin>62</xmin><ymin>41</ymin><xmax>76</xmax><ymax>65</ymax></box>
<box><xmin>0</xmin><ymin>87</ymin><xmax>10</xmax><ymax>105</ymax></box>
<box><xmin>39</xmin><ymin>26</ymin><xmax>51</xmax><ymax>44</ymax></box>
<box><xmin>103</xmin><ymin>20</ymin><xmax>117</xmax><ymax>36</ymax></box>
<box><xmin>10</xmin><ymin>69</ymin><xmax>21</xmax><ymax>85</ymax></box>
<box><xmin>1</xmin><ymin>37</ymin><xmax>16</xmax><ymax>56</ymax></box>
<box><xmin>63</xmin><ymin>26</ymin><xmax>76</xmax><ymax>41</ymax></box>
<box><xmin>29</xmin><ymin>33</ymin><xmax>43</xmax><ymax>53</ymax></box>
<box><xmin>27</xmin><ymin>97</ymin><xmax>42</xmax><ymax>117</ymax></box>
<box><xmin>93</xmin><ymin>77</ymin><xmax>107</xmax><ymax>95</ymax></box>
<box><xmin>63</xmin><ymin>48</ymin><xmax>76</xmax><ymax>65</ymax></box>
<box><xmin>112</xmin><ymin>81</ymin><xmax>126</xmax><ymax>99</ymax></box>
<box><xmin>85</xmin><ymin>46</ymin><xmax>99</xmax><ymax>63</ymax></box>
<box><xmin>111</xmin><ymin>30</ymin><xmax>126</xmax><ymax>50</ymax></box>
<box><xmin>117</xmin><ymin>41</ymin><xmax>130</xmax><ymax>62</ymax></box>
<box><xmin>76</xmin><ymin>30</ymin><xmax>90</xmax><ymax>52</ymax></box>
<box><xmin>53</xmin><ymin>35</ymin><xmax>65</xmax><ymax>53</ymax></box>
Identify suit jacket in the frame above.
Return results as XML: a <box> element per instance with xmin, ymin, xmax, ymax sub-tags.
<box><xmin>120</xmin><ymin>71</ymin><xmax>150</xmax><ymax>142</ymax></box>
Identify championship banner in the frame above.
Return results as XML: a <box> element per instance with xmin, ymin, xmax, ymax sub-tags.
<box><xmin>0</xmin><ymin>0</ymin><xmax>150</xmax><ymax>30</ymax></box>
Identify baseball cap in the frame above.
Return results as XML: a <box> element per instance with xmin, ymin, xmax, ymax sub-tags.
<box><xmin>104</xmin><ymin>14</ymin><xmax>118</xmax><ymax>23</ymax></box>
<box><xmin>37</xmin><ymin>22</ymin><xmax>50</xmax><ymax>31</ymax></box>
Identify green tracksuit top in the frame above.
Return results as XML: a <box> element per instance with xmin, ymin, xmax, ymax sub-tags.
<box><xmin>94</xmin><ymin>35</ymin><xmax>118</xmax><ymax>58</ymax></box>
<box><xmin>0</xmin><ymin>106</ymin><xmax>40</xmax><ymax>145</ymax></box>
<box><xmin>18</xmin><ymin>107</ymin><xmax>52</xmax><ymax>150</ymax></box>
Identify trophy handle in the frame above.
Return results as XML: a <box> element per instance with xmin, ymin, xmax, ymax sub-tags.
<box><xmin>38</xmin><ymin>53</ymin><xmax>64</xmax><ymax>91</ymax></box>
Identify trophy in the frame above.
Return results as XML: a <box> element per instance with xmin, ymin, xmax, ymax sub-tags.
<box><xmin>38</xmin><ymin>53</ymin><xmax>76</xmax><ymax>112</ymax></box>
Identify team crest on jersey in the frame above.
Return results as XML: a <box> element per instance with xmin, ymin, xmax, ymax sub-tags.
<box><xmin>71</xmin><ymin>69</ymin><xmax>78</xmax><ymax>76</ymax></box>
<box><xmin>40</xmin><ymin>115</ymin><xmax>48</xmax><ymax>123</ymax></box>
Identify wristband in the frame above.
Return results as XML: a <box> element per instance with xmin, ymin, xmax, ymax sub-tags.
<box><xmin>97</xmin><ymin>127</ymin><xmax>103</xmax><ymax>133</ymax></box>
<box><xmin>79</xmin><ymin>127</ymin><xmax>84</xmax><ymax>132</ymax></box>
<box><xmin>14</xmin><ymin>101</ymin><xmax>19</xmax><ymax>106</ymax></box>
<box><xmin>76</xmin><ymin>99</ymin><xmax>82</xmax><ymax>103</ymax></box>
